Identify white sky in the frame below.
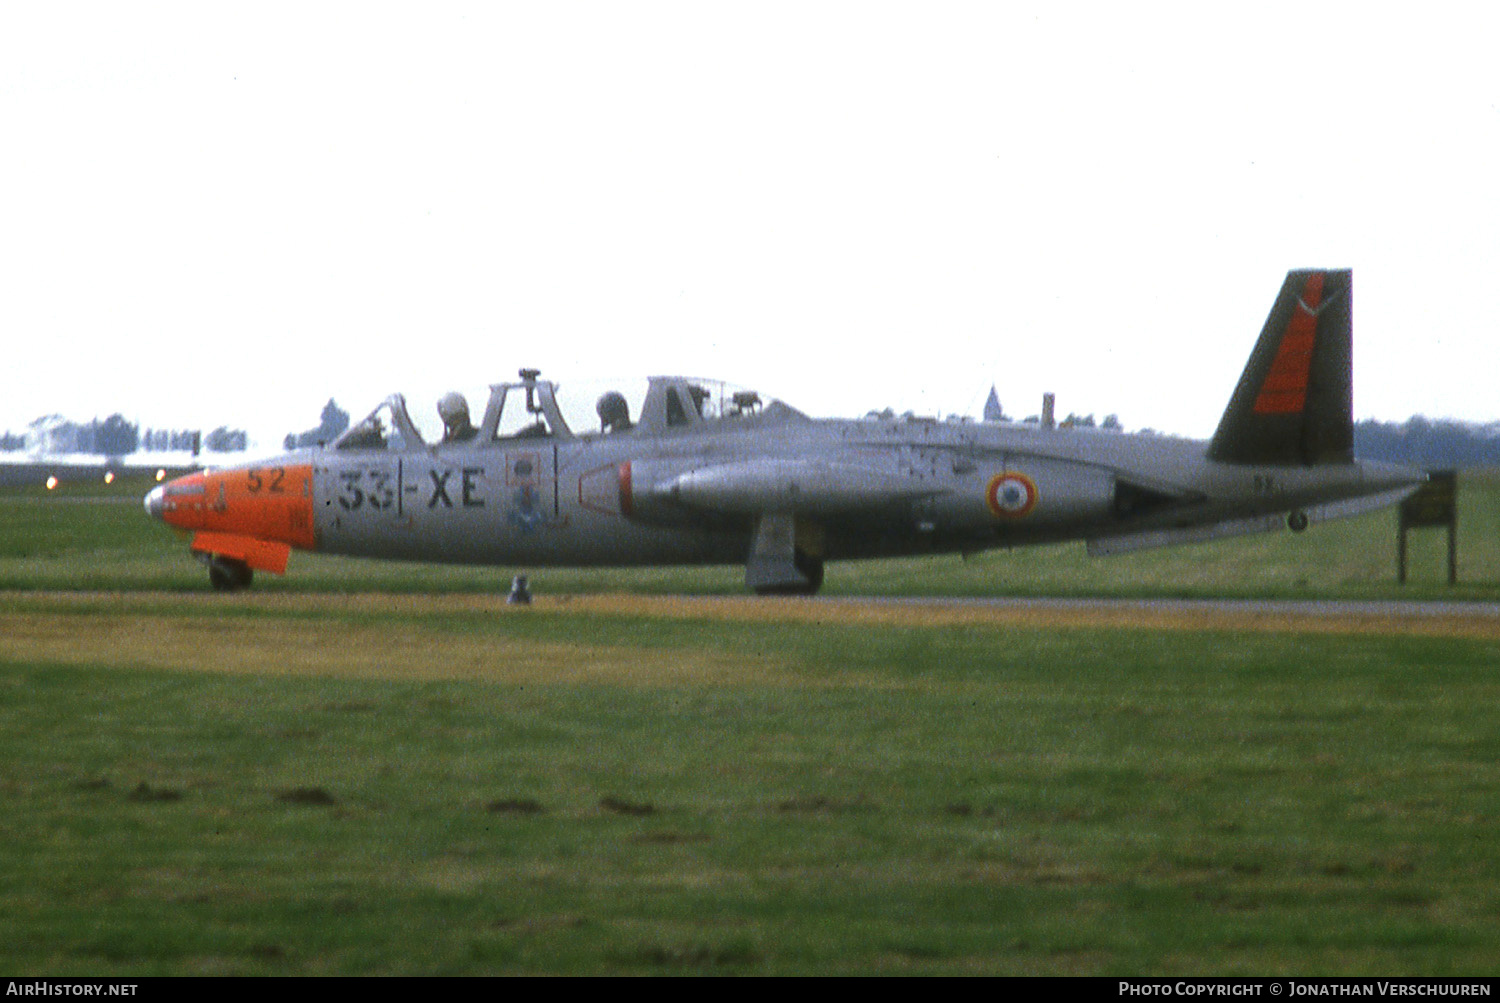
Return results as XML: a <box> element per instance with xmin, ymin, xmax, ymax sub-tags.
<box><xmin>3</xmin><ymin>2</ymin><xmax>1497</xmax><ymax>449</ymax></box>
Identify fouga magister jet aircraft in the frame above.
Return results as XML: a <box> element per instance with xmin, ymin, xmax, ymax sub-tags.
<box><xmin>146</xmin><ymin>269</ymin><xmax>1422</xmax><ymax>594</ymax></box>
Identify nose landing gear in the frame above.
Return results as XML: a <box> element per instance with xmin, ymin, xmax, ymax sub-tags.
<box><xmin>205</xmin><ymin>555</ymin><xmax>254</xmax><ymax>592</ymax></box>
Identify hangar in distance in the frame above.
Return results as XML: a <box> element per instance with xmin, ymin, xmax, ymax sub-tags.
<box><xmin>145</xmin><ymin>269</ymin><xmax>1422</xmax><ymax>594</ymax></box>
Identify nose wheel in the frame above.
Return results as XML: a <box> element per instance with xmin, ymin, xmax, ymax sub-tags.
<box><xmin>205</xmin><ymin>555</ymin><xmax>254</xmax><ymax>592</ymax></box>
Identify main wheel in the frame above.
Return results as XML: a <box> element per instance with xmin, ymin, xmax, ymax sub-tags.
<box><xmin>753</xmin><ymin>550</ymin><xmax>825</xmax><ymax>596</ymax></box>
<box><xmin>207</xmin><ymin>556</ymin><xmax>254</xmax><ymax>592</ymax></box>
<box><xmin>794</xmin><ymin>550</ymin><xmax>825</xmax><ymax>594</ymax></box>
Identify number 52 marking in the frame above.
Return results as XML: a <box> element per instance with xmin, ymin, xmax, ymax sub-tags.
<box><xmin>246</xmin><ymin>467</ymin><xmax>286</xmax><ymax>493</ymax></box>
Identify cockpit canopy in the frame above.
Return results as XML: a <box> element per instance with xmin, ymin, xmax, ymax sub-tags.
<box><xmin>330</xmin><ymin>395</ymin><xmax>424</xmax><ymax>452</ymax></box>
<box><xmin>329</xmin><ymin>372</ymin><xmax>804</xmax><ymax>452</ymax></box>
<box><xmin>634</xmin><ymin>377</ymin><xmax>801</xmax><ymax>433</ymax></box>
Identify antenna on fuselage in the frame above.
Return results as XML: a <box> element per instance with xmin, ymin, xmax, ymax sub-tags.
<box><xmin>519</xmin><ymin>368</ymin><xmax>543</xmax><ymax>415</ymax></box>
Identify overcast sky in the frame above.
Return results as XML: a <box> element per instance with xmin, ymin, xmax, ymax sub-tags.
<box><xmin>3</xmin><ymin>2</ymin><xmax>1497</xmax><ymax>449</ymax></box>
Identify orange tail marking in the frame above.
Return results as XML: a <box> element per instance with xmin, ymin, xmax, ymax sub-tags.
<box><xmin>1253</xmin><ymin>271</ymin><xmax>1325</xmax><ymax>415</ymax></box>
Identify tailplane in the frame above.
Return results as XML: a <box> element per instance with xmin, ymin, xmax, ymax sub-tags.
<box><xmin>1208</xmin><ymin>269</ymin><xmax>1353</xmax><ymax>466</ymax></box>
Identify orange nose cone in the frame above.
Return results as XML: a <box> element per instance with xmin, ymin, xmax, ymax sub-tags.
<box><xmin>146</xmin><ymin>471</ymin><xmax>209</xmax><ymax>528</ymax></box>
<box><xmin>146</xmin><ymin>465</ymin><xmax>316</xmax><ymax>550</ymax></box>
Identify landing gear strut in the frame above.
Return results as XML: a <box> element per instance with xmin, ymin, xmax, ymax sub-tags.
<box><xmin>746</xmin><ymin>513</ymin><xmax>826</xmax><ymax>596</ymax></box>
<box><xmin>205</xmin><ymin>555</ymin><xmax>254</xmax><ymax>592</ymax></box>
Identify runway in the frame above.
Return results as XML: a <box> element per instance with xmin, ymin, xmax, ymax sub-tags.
<box><xmin>7</xmin><ymin>590</ymin><xmax>1499</xmax><ymax>643</ymax></box>
<box><xmin>854</xmin><ymin>594</ymin><xmax>1500</xmax><ymax>619</ymax></box>
<box><xmin>524</xmin><ymin>592</ymin><xmax>1500</xmax><ymax>640</ymax></box>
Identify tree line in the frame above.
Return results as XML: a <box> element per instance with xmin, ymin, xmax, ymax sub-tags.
<box><xmin>1353</xmin><ymin>417</ymin><xmax>1500</xmax><ymax>469</ymax></box>
<box><xmin>0</xmin><ymin>399</ymin><xmax>352</xmax><ymax>458</ymax></box>
<box><xmin>0</xmin><ymin>414</ymin><xmax>247</xmax><ymax>457</ymax></box>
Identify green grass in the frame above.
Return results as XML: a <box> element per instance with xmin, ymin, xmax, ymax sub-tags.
<box><xmin>3</xmin><ymin>599</ymin><xmax>1500</xmax><ymax>974</ymax></box>
<box><xmin>2</xmin><ymin>473</ymin><xmax>1499</xmax><ymax>973</ymax></box>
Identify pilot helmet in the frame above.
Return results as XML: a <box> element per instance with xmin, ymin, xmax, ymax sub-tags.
<box><xmin>438</xmin><ymin>392</ymin><xmax>470</xmax><ymax>428</ymax></box>
<box><xmin>596</xmin><ymin>391</ymin><xmax>631</xmax><ymax>431</ymax></box>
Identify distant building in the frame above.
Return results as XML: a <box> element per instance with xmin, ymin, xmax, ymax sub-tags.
<box><xmin>983</xmin><ymin>386</ymin><xmax>1004</xmax><ymax>422</ymax></box>
<box><xmin>25</xmin><ymin>416</ymin><xmax>81</xmax><ymax>456</ymax></box>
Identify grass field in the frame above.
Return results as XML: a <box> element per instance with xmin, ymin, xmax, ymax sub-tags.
<box><xmin>2</xmin><ymin>473</ymin><xmax>1498</xmax><ymax>974</ymax></box>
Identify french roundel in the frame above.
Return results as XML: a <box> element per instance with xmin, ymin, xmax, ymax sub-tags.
<box><xmin>986</xmin><ymin>472</ymin><xmax>1039</xmax><ymax>519</ymax></box>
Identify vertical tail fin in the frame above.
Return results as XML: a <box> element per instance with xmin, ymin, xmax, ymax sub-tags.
<box><xmin>1208</xmin><ymin>269</ymin><xmax>1353</xmax><ymax>466</ymax></box>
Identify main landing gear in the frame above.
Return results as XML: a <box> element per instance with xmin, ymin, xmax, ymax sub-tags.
<box><xmin>746</xmin><ymin>514</ymin><xmax>826</xmax><ymax>596</ymax></box>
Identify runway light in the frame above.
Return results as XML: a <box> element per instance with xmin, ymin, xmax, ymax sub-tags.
<box><xmin>45</xmin><ymin>476</ymin><xmax>58</xmax><ymax>490</ymax></box>
<box><xmin>104</xmin><ymin>471</ymin><xmax>115</xmax><ymax>484</ymax></box>
<box><xmin>156</xmin><ymin>469</ymin><xmax>166</xmax><ymax>482</ymax></box>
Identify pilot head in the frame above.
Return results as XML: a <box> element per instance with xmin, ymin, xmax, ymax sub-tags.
<box><xmin>438</xmin><ymin>392</ymin><xmax>474</xmax><ymax>441</ymax></box>
<box><xmin>596</xmin><ymin>391</ymin><xmax>632</xmax><ymax>432</ymax></box>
